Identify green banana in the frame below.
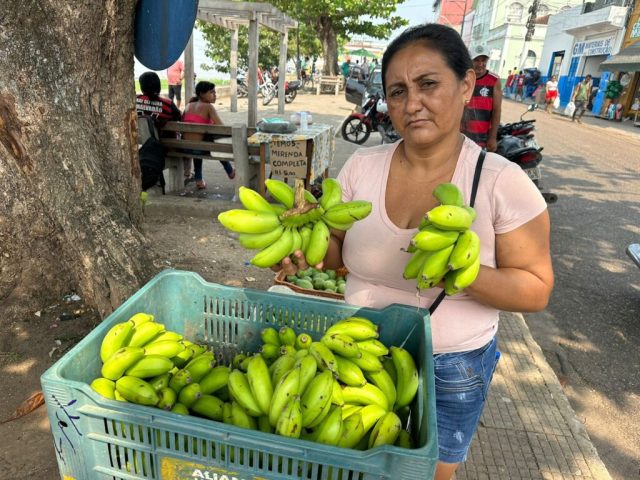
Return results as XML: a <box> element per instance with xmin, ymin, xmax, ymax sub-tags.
<box><xmin>295</xmin><ymin>332</ymin><xmax>313</xmax><ymax>350</ymax></box>
<box><xmin>246</xmin><ymin>354</ymin><xmax>273</xmax><ymax>415</ymax></box>
<box><xmin>250</xmin><ymin>227</ymin><xmax>294</xmax><ymax>268</ymax></box>
<box><xmin>382</xmin><ymin>356</ymin><xmax>398</xmax><ymax>385</ymax></box>
<box><xmin>350</xmin><ymin>350</ymin><xmax>384</xmax><ymax>372</ymax></box>
<box><xmin>238</xmin><ymin>225</ymin><xmax>285</xmax><ymax>250</ymax></box>
<box><xmin>321</xmin><ymin>333</ymin><xmax>361</xmax><ymax>358</ymax></box>
<box><xmin>403</xmin><ymin>249</ymin><xmax>430</xmax><ymax>280</ymax></box>
<box><xmin>280</xmin><ymin>345</ymin><xmax>296</xmax><ymax>357</ymax></box>
<box><xmin>238</xmin><ymin>186</ymin><xmax>277</xmax><ymax>213</ymax></box>
<box><xmin>319</xmin><ymin>178</ymin><xmax>343</xmax><ymax>210</ymax></box>
<box><xmin>301</xmin><ymin>370</ymin><xmax>334</xmax><ymax>427</ymax></box>
<box><xmin>331</xmin><ymin>379</ymin><xmax>345</xmax><ymax>406</ymax></box>
<box><xmin>278</xmin><ymin>326</ymin><xmax>297</xmax><ymax>346</ymax></box>
<box><xmin>368</xmin><ymin>412</ymin><xmax>402</xmax><ymax>448</ymax></box>
<box><xmin>231</xmin><ymin>401</ymin><xmax>258</xmax><ymax>430</ymax></box>
<box><xmin>115</xmin><ymin>376</ymin><xmax>159</xmax><ymax>406</ymax></box>
<box><xmin>101</xmin><ymin>346</ymin><xmax>145</xmax><ymax>381</ymax></box>
<box><xmin>345</xmin><ymin>316</ymin><xmax>377</xmax><ymax>329</ymax></box>
<box><xmin>199</xmin><ymin>365</ymin><xmax>230</xmax><ymax>395</ymax></box>
<box><xmin>269</xmin><ymin>354</ymin><xmax>297</xmax><ymax>386</ymax></box>
<box><xmin>323</xmin><ymin>200</ymin><xmax>372</xmax><ymax>223</ymax></box>
<box><xmin>276</xmin><ymin>395</ymin><xmax>303</xmax><ymax>438</ymax></box>
<box><xmin>433</xmin><ymin>182</ymin><xmax>464</xmax><ymax>206</ymax></box>
<box><xmin>168</xmin><ymin>368</ymin><xmax>192</xmax><ymax>393</ymax></box>
<box><xmin>448</xmin><ymin>229</ymin><xmax>480</xmax><ymax>270</ymax></box>
<box><xmin>299</xmin><ymin>225</ymin><xmax>312</xmax><ymax>252</ymax></box>
<box><xmin>309</xmin><ymin>341</ymin><xmax>338</xmax><ymax>374</ymax></box>
<box><xmin>366</xmin><ymin>369</ymin><xmax>397</xmax><ymax>409</ymax></box>
<box><xmin>146</xmin><ymin>331</ymin><xmax>183</xmax><ymax>344</ymax></box>
<box><xmin>463</xmin><ymin>205</ymin><xmax>477</xmax><ymax>221</ymax></box>
<box><xmin>184</xmin><ymin>353</ymin><xmax>216</xmax><ymax>382</ymax></box>
<box><xmin>395</xmin><ymin>429</ymin><xmax>414</xmax><ymax>448</ymax></box>
<box><xmin>322</xmin><ymin>217</ymin><xmax>354</xmax><ymax>231</ymax></box>
<box><xmin>326</xmin><ymin>319</ymin><xmax>378</xmax><ymax>341</ymax></box>
<box><xmin>90</xmin><ymin>377</ymin><xmax>116</xmax><ymax>399</ymax></box>
<box><xmin>341</xmin><ymin>383</ymin><xmax>389</xmax><ymax>410</ymax></box>
<box><xmin>304</xmin><ymin>220</ymin><xmax>330</xmax><ymax>266</ymax></box>
<box><xmin>156</xmin><ymin>386</ymin><xmax>178</xmax><ymax>410</ymax></box>
<box><xmin>171</xmin><ymin>402</ymin><xmax>190</xmax><ymax>415</ymax></box>
<box><xmin>356</xmin><ymin>339</ymin><xmax>389</xmax><ymax>357</ymax></box>
<box><xmin>313</xmin><ymin>406</ymin><xmax>344</xmax><ymax>446</ymax></box>
<box><xmin>127</xmin><ymin>312</ymin><xmax>154</xmax><ymax>326</ymax></box>
<box><xmin>178</xmin><ymin>382</ymin><xmax>202</xmax><ymax>408</ymax></box>
<box><xmin>143</xmin><ymin>340</ymin><xmax>186</xmax><ymax>358</ymax></box>
<box><xmin>128</xmin><ymin>321</ymin><xmax>165</xmax><ymax>348</ymax></box>
<box><xmin>269</xmin><ymin>366</ymin><xmax>301</xmax><ymax>427</ymax></box>
<box><xmin>411</xmin><ymin>225</ymin><xmax>460</xmax><ymax>251</ymax></box>
<box><xmin>335</xmin><ymin>356</ymin><xmax>367</xmax><ymax>387</ymax></box>
<box><xmin>289</xmin><ymin>227</ymin><xmax>302</xmax><ymax>254</ymax></box>
<box><xmin>190</xmin><ymin>395</ymin><xmax>224</xmax><ymax>421</ymax></box>
<box><xmin>100</xmin><ymin>321</ymin><xmax>133</xmax><ymax>363</ymax></box>
<box><xmin>125</xmin><ymin>354</ymin><xmax>174</xmax><ymax>378</ymax></box>
<box><xmin>260</xmin><ymin>343</ymin><xmax>281</xmax><ymax>360</ymax></box>
<box><xmin>261</xmin><ymin>327</ymin><xmax>281</xmax><ymax>347</ymax></box>
<box><xmin>222</xmin><ymin>402</ymin><xmax>234</xmax><ymax>424</ymax></box>
<box><xmin>445</xmin><ymin>254</ymin><xmax>481</xmax><ymax>294</ymax></box>
<box><xmin>390</xmin><ymin>346</ymin><xmax>419</xmax><ymax>409</ymax></box>
<box><xmin>265</xmin><ymin>179</ymin><xmax>295</xmax><ymax>208</ymax></box>
<box><xmin>170</xmin><ymin>343</ymin><xmax>194</xmax><ymax>368</ymax></box>
<box><xmin>218</xmin><ymin>209</ymin><xmax>281</xmax><ymax>234</ymax></box>
<box><xmin>419</xmin><ymin>244</ymin><xmax>454</xmax><ymax>281</ymax></box>
<box><xmin>337</xmin><ymin>412</ymin><xmax>366</xmax><ymax>449</ymax></box>
<box><xmin>296</xmin><ymin>354</ymin><xmax>318</xmax><ymax>396</ymax></box>
<box><xmin>227</xmin><ymin>370</ymin><xmax>263</xmax><ymax>417</ymax></box>
<box><xmin>148</xmin><ymin>372</ymin><xmax>171</xmax><ymax>392</ymax></box>
<box><xmin>426</xmin><ymin>205</ymin><xmax>474</xmax><ymax>231</ymax></box>
<box><xmin>359</xmin><ymin>404</ymin><xmax>388</xmax><ymax>431</ymax></box>
<box><xmin>258</xmin><ymin>415</ymin><xmax>274</xmax><ymax>434</ymax></box>
<box><xmin>341</xmin><ymin>404</ymin><xmax>362</xmax><ymax>420</ymax></box>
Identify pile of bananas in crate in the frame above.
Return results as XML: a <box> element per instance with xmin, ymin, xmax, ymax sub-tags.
<box><xmin>91</xmin><ymin>313</ymin><xmax>419</xmax><ymax>450</ymax></box>
<box><xmin>403</xmin><ymin>183</ymin><xmax>481</xmax><ymax>295</ymax></box>
<box><xmin>218</xmin><ymin>178</ymin><xmax>371</xmax><ymax>268</ymax></box>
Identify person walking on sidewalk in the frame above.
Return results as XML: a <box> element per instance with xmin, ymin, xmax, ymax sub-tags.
<box><xmin>571</xmin><ymin>74</ymin><xmax>592</xmax><ymax>124</ymax></box>
<box><xmin>544</xmin><ymin>75</ymin><xmax>559</xmax><ymax>114</ymax></box>
<box><xmin>276</xmin><ymin>23</ymin><xmax>554</xmax><ymax>480</ymax></box>
<box><xmin>461</xmin><ymin>45</ymin><xmax>502</xmax><ymax>152</ymax></box>
<box><xmin>505</xmin><ymin>69</ymin><xmax>515</xmax><ymax>98</ymax></box>
<box><xmin>167</xmin><ymin>59</ymin><xmax>185</xmax><ymax>109</ymax></box>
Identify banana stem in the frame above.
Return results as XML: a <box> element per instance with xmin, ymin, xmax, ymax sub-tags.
<box><xmin>282</xmin><ymin>179</ymin><xmax>315</xmax><ymax>218</ymax></box>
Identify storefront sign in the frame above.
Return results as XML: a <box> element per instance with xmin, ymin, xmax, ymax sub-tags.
<box><xmin>572</xmin><ymin>36</ymin><xmax>615</xmax><ymax>56</ymax></box>
<box><xmin>270</xmin><ymin>139</ymin><xmax>308</xmax><ymax>178</ymax></box>
<box><xmin>631</xmin><ymin>19</ymin><xmax>640</xmax><ymax>38</ymax></box>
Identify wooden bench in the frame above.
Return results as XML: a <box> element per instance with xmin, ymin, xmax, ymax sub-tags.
<box><xmin>316</xmin><ymin>75</ymin><xmax>341</xmax><ymax>96</ymax></box>
<box><xmin>160</xmin><ymin>122</ymin><xmax>260</xmax><ymax>195</ymax></box>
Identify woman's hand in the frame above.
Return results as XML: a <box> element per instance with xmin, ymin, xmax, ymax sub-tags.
<box><xmin>270</xmin><ymin>250</ymin><xmax>323</xmax><ymax>276</ymax></box>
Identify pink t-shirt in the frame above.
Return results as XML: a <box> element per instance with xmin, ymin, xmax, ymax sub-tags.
<box><xmin>337</xmin><ymin>137</ymin><xmax>547</xmax><ymax>354</ymax></box>
<box><xmin>167</xmin><ymin>60</ymin><xmax>184</xmax><ymax>85</ymax></box>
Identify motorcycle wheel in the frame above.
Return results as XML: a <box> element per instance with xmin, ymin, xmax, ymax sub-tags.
<box><xmin>262</xmin><ymin>87</ymin><xmax>275</xmax><ymax>106</ymax></box>
<box><xmin>285</xmin><ymin>90</ymin><xmax>297</xmax><ymax>103</ymax></box>
<box><xmin>237</xmin><ymin>85</ymin><xmax>248</xmax><ymax>98</ymax></box>
<box><xmin>341</xmin><ymin>116</ymin><xmax>371</xmax><ymax>144</ymax></box>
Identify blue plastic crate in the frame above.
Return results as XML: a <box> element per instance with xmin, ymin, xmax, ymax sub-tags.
<box><xmin>41</xmin><ymin>269</ymin><xmax>437</xmax><ymax>480</ymax></box>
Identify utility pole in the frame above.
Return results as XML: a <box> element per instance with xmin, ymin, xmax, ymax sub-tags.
<box><xmin>518</xmin><ymin>0</ymin><xmax>539</xmax><ymax>69</ymax></box>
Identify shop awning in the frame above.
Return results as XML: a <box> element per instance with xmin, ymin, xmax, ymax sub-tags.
<box><xmin>599</xmin><ymin>41</ymin><xmax>640</xmax><ymax>72</ymax></box>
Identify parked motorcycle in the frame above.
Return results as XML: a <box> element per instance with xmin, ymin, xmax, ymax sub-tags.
<box><xmin>263</xmin><ymin>80</ymin><xmax>301</xmax><ymax>106</ymax></box>
<box><xmin>341</xmin><ymin>93</ymin><xmax>400</xmax><ymax>145</ymax></box>
<box><xmin>236</xmin><ymin>71</ymin><xmax>249</xmax><ymax>98</ymax></box>
<box><xmin>496</xmin><ymin>104</ymin><xmax>557</xmax><ymax>204</ymax></box>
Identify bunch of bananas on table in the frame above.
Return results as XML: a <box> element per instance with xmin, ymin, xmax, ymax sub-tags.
<box><xmin>403</xmin><ymin>183</ymin><xmax>481</xmax><ymax>295</ymax></box>
<box><xmin>91</xmin><ymin>313</ymin><xmax>420</xmax><ymax>451</ymax></box>
<box><xmin>217</xmin><ymin>178</ymin><xmax>372</xmax><ymax>268</ymax></box>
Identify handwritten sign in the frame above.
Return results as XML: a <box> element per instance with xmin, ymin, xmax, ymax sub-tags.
<box><xmin>270</xmin><ymin>139</ymin><xmax>308</xmax><ymax>178</ymax></box>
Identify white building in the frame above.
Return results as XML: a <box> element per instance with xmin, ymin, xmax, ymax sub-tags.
<box><xmin>538</xmin><ymin>3</ymin><xmax>628</xmax><ymax>111</ymax></box>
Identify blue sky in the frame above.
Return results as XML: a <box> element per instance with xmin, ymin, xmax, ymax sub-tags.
<box><xmin>134</xmin><ymin>1</ymin><xmax>435</xmax><ymax>79</ymax></box>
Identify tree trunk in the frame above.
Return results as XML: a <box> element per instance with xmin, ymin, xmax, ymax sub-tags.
<box><xmin>0</xmin><ymin>0</ymin><xmax>156</xmax><ymax>318</ymax></box>
<box><xmin>317</xmin><ymin>17</ymin><xmax>338</xmax><ymax>76</ymax></box>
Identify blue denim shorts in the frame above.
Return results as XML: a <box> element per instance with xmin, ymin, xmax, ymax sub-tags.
<box><xmin>435</xmin><ymin>336</ymin><xmax>499</xmax><ymax>463</ymax></box>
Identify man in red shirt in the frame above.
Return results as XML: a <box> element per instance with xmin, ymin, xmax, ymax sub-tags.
<box><xmin>461</xmin><ymin>45</ymin><xmax>502</xmax><ymax>151</ymax></box>
<box><xmin>136</xmin><ymin>71</ymin><xmax>181</xmax><ymax>136</ymax></box>
<box><xmin>167</xmin><ymin>59</ymin><xmax>185</xmax><ymax>109</ymax></box>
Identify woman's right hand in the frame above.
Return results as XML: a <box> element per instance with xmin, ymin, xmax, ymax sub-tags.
<box><xmin>270</xmin><ymin>250</ymin><xmax>324</xmax><ymax>276</ymax></box>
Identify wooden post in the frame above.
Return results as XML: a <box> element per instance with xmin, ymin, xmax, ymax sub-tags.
<box><xmin>248</xmin><ymin>14</ymin><xmax>259</xmax><ymax>128</ymax></box>
<box><xmin>230</xmin><ymin>28</ymin><xmax>239</xmax><ymax>113</ymax></box>
<box><xmin>231</xmin><ymin>123</ymin><xmax>249</xmax><ymax>201</ymax></box>
<box><xmin>278</xmin><ymin>30</ymin><xmax>288</xmax><ymax>114</ymax></box>
<box><xmin>184</xmin><ymin>33</ymin><xmax>194</xmax><ymax>103</ymax></box>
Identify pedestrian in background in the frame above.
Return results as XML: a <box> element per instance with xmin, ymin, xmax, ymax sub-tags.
<box><xmin>544</xmin><ymin>75</ymin><xmax>559</xmax><ymax>114</ymax></box>
<box><xmin>515</xmin><ymin>71</ymin><xmax>525</xmax><ymax>102</ymax></box>
<box><xmin>167</xmin><ymin>59</ymin><xmax>185</xmax><ymax>109</ymax></box>
<box><xmin>571</xmin><ymin>74</ymin><xmax>593</xmax><ymax>124</ymax></box>
<box><xmin>505</xmin><ymin>70</ymin><xmax>515</xmax><ymax>99</ymax></box>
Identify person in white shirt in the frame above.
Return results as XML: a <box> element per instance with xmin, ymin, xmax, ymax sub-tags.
<box><xmin>544</xmin><ymin>75</ymin><xmax>559</xmax><ymax>114</ymax></box>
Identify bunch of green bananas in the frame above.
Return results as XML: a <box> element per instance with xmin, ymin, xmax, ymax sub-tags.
<box><xmin>285</xmin><ymin>267</ymin><xmax>347</xmax><ymax>295</ymax></box>
<box><xmin>91</xmin><ymin>313</ymin><xmax>421</xmax><ymax>451</ymax></box>
<box><xmin>217</xmin><ymin>178</ymin><xmax>372</xmax><ymax>268</ymax></box>
<box><xmin>403</xmin><ymin>183</ymin><xmax>481</xmax><ymax>295</ymax></box>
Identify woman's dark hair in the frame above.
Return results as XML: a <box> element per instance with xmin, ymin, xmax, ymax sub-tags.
<box><xmin>139</xmin><ymin>71</ymin><xmax>161</xmax><ymax>97</ymax></box>
<box><xmin>381</xmin><ymin>23</ymin><xmax>472</xmax><ymax>95</ymax></box>
<box><xmin>189</xmin><ymin>81</ymin><xmax>216</xmax><ymax>103</ymax></box>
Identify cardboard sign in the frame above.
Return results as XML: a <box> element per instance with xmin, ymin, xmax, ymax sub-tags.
<box><xmin>269</xmin><ymin>139</ymin><xmax>307</xmax><ymax>178</ymax></box>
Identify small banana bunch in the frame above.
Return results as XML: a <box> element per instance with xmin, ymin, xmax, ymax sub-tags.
<box><xmin>403</xmin><ymin>183</ymin><xmax>481</xmax><ymax>295</ymax></box>
<box><xmin>91</xmin><ymin>313</ymin><xmax>421</xmax><ymax>451</ymax></box>
<box><xmin>217</xmin><ymin>178</ymin><xmax>372</xmax><ymax>268</ymax></box>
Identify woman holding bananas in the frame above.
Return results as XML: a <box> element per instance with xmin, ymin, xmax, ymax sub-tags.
<box><xmin>278</xmin><ymin>24</ymin><xmax>554</xmax><ymax>479</ymax></box>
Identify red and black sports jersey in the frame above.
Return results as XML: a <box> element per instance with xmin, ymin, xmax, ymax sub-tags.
<box><xmin>462</xmin><ymin>71</ymin><xmax>499</xmax><ymax>147</ymax></box>
<box><xmin>136</xmin><ymin>94</ymin><xmax>181</xmax><ymax>136</ymax></box>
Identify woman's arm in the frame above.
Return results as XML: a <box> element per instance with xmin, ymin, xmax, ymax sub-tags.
<box><xmin>463</xmin><ymin>210</ymin><xmax>554</xmax><ymax>312</ymax></box>
<box><xmin>209</xmin><ymin>104</ymin><xmax>224</xmax><ymax>125</ymax></box>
